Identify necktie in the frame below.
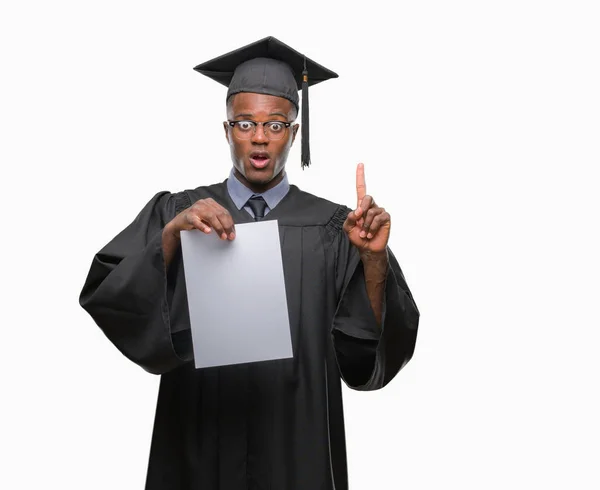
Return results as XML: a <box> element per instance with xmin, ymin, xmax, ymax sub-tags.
<box><xmin>247</xmin><ymin>195</ymin><xmax>267</xmax><ymax>221</ymax></box>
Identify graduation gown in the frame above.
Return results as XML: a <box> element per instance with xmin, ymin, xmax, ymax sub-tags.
<box><xmin>79</xmin><ymin>180</ymin><xmax>419</xmax><ymax>490</ymax></box>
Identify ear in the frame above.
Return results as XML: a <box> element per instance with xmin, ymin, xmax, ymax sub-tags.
<box><xmin>223</xmin><ymin>121</ymin><xmax>230</xmax><ymax>143</ymax></box>
<box><xmin>291</xmin><ymin>123</ymin><xmax>300</xmax><ymax>144</ymax></box>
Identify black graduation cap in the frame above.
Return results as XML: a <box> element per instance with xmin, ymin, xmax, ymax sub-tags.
<box><xmin>193</xmin><ymin>36</ymin><xmax>338</xmax><ymax>168</ymax></box>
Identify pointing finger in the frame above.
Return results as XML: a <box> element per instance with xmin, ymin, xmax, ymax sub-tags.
<box><xmin>356</xmin><ymin>163</ymin><xmax>366</xmax><ymax>207</ymax></box>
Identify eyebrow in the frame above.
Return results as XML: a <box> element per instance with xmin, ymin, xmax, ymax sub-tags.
<box><xmin>233</xmin><ymin>112</ymin><xmax>289</xmax><ymax>119</ymax></box>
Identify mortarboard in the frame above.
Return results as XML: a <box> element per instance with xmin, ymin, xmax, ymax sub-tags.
<box><xmin>193</xmin><ymin>36</ymin><xmax>338</xmax><ymax>168</ymax></box>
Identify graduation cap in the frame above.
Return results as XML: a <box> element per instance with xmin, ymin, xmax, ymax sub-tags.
<box><xmin>194</xmin><ymin>36</ymin><xmax>338</xmax><ymax>168</ymax></box>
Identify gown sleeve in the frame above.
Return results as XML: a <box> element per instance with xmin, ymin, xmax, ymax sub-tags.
<box><xmin>330</xmin><ymin>206</ymin><xmax>420</xmax><ymax>390</ymax></box>
<box><xmin>79</xmin><ymin>191</ymin><xmax>193</xmax><ymax>375</ymax></box>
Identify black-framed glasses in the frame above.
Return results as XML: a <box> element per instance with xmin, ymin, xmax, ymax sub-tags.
<box><xmin>227</xmin><ymin>120</ymin><xmax>293</xmax><ymax>140</ymax></box>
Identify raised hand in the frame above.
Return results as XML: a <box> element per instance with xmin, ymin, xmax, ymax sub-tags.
<box><xmin>343</xmin><ymin>163</ymin><xmax>391</xmax><ymax>255</ymax></box>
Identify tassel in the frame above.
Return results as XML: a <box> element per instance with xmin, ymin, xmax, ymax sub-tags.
<box><xmin>301</xmin><ymin>57</ymin><xmax>310</xmax><ymax>169</ymax></box>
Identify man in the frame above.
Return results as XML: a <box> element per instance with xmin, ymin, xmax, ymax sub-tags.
<box><xmin>80</xmin><ymin>36</ymin><xmax>419</xmax><ymax>490</ymax></box>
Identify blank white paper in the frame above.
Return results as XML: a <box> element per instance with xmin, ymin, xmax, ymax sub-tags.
<box><xmin>180</xmin><ymin>220</ymin><xmax>293</xmax><ymax>368</ymax></box>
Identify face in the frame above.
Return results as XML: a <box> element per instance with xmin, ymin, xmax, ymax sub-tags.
<box><xmin>224</xmin><ymin>92</ymin><xmax>299</xmax><ymax>192</ymax></box>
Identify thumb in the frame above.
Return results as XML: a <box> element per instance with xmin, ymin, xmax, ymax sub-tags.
<box><xmin>343</xmin><ymin>210</ymin><xmax>359</xmax><ymax>234</ymax></box>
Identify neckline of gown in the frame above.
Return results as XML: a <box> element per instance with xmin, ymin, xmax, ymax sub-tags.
<box><xmin>221</xmin><ymin>179</ymin><xmax>301</xmax><ymax>225</ymax></box>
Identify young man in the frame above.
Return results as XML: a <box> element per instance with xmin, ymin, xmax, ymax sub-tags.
<box><xmin>80</xmin><ymin>36</ymin><xmax>419</xmax><ymax>490</ymax></box>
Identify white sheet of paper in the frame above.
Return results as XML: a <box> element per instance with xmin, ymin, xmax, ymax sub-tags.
<box><xmin>180</xmin><ymin>220</ymin><xmax>293</xmax><ymax>369</ymax></box>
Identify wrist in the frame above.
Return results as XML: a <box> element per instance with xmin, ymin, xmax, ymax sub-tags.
<box><xmin>360</xmin><ymin>249</ymin><xmax>388</xmax><ymax>282</ymax></box>
<box><xmin>163</xmin><ymin>221</ymin><xmax>181</xmax><ymax>241</ymax></box>
<box><xmin>359</xmin><ymin>249</ymin><xmax>388</xmax><ymax>263</ymax></box>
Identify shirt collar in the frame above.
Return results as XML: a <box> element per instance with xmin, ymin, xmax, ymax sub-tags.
<box><xmin>226</xmin><ymin>168</ymin><xmax>290</xmax><ymax>211</ymax></box>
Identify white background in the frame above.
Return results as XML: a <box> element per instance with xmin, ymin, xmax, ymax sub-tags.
<box><xmin>1</xmin><ymin>1</ymin><xmax>599</xmax><ymax>489</ymax></box>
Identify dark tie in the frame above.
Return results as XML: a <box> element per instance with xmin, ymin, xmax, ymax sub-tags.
<box><xmin>247</xmin><ymin>195</ymin><xmax>267</xmax><ymax>221</ymax></box>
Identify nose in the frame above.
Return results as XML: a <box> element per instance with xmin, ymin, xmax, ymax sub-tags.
<box><xmin>251</xmin><ymin>123</ymin><xmax>268</xmax><ymax>144</ymax></box>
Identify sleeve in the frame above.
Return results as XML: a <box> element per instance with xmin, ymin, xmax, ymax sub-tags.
<box><xmin>79</xmin><ymin>191</ymin><xmax>193</xmax><ymax>375</ymax></box>
<box><xmin>330</xmin><ymin>207</ymin><xmax>420</xmax><ymax>391</ymax></box>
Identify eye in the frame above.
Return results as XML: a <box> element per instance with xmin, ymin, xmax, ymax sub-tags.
<box><xmin>237</xmin><ymin>121</ymin><xmax>254</xmax><ymax>132</ymax></box>
<box><xmin>267</xmin><ymin>122</ymin><xmax>284</xmax><ymax>133</ymax></box>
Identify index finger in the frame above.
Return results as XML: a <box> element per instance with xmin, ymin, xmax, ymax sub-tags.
<box><xmin>207</xmin><ymin>201</ymin><xmax>235</xmax><ymax>234</ymax></box>
<box><xmin>356</xmin><ymin>163</ymin><xmax>367</xmax><ymax>206</ymax></box>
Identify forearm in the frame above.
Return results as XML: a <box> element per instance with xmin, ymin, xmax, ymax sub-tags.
<box><xmin>359</xmin><ymin>249</ymin><xmax>389</xmax><ymax>326</ymax></box>
<box><xmin>162</xmin><ymin>224</ymin><xmax>181</xmax><ymax>271</ymax></box>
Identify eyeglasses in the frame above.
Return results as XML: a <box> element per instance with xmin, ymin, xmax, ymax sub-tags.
<box><xmin>227</xmin><ymin>120</ymin><xmax>293</xmax><ymax>140</ymax></box>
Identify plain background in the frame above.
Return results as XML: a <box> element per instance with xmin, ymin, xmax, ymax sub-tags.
<box><xmin>1</xmin><ymin>1</ymin><xmax>599</xmax><ymax>489</ymax></box>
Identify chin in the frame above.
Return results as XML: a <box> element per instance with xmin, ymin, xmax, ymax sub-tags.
<box><xmin>244</xmin><ymin>163</ymin><xmax>277</xmax><ymax>182</ymax></box>
<box><xmin>233</xmin><ymin>157</ymin><xmax>285</xmax><ymax>188</ymax></box>
<box><xmin>250</xmin><ymin>176</ymin><xmax>273</xmax><ymax>185</ymax></box>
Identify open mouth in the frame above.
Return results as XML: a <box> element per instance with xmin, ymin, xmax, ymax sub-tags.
<box><xmin>249</xmin><ymin>151</ymin><xmax>271</xmax><ymax>169</ymax></box>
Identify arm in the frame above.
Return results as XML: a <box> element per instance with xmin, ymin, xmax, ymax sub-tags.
<box><xmin>360</xmin><ymin>250</ymin><xmax>389</xmax><ymax>327</ymax></box>
<box><xmin>79</xmin><ymin>193</ymin><xmax>237</xmax><ymax>374</ymax></box>
<box><xmin>162</xmin><ymin>226</ymin><xmax>181</xmax><ymax>270</ymax></box>
<box><xmin>79</xmin><ymin>192</ymin><xmax>191</xmax><ymax>375</ymax></box>
<box><xmin>332</xmin><ymin>164</ymin><xmax>419</xmax><ymax>390</ymax></box>
<box><xmin>332</xmin><ymin>235</ymin><xmax>419</xmax><ymax>391</ymax></box>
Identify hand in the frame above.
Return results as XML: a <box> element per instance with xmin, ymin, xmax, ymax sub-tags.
<box><xmin>343</xmin><ymin>163</ymin><xmax>391</xmax><ymax>255</ymax></box>
<box><xmin>165</xmin><ymin>198</ymin><xmax>236</xmax><ymax>241</ymax></box>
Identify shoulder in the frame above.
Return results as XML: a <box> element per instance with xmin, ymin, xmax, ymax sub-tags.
<box><xmin>152</xmin><ymin>181</ymin><xmax>228</xmax><ymax>213</ymax></box>
<box><xmin>285</xmin><ymin>185</ymin><xmax>351</xmax><ymax>230</ymax></box>
<box><xmin>180</xmin><ymin>180</ymin><xmax>229</xmax><ymax>205</ymax></box>
<box><xmin>136</xmin><ymin>181</ymin><xmax>225</xmax><ymax>215</ymax></box>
